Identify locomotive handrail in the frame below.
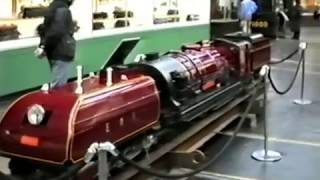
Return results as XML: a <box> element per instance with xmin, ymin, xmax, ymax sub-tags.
<box><xmin>214</xmin><ymin>38</ymin><xmax>252</xmax><ymax>48</ymax></box>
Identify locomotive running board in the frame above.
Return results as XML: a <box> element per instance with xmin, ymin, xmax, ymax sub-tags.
<box><xmin>112</xmin><ymin>81</ymin><xmax>264</xmax><ymax>180</ymax></box>
<box><xmin>179</xmin><ymin>81</ymin><xmax>243</xmax><ymax>122</ymax></box>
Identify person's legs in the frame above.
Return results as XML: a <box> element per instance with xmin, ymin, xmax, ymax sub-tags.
<box><xmin>279</xmin><ymin>14</ymin><xmax>284</xmax><ymax>32</ymax></box>
<box><xmin>48</xmin><ymin>60</ymin><xmax>54</xmax><ymax>71</ymax></box>
<box><xmin>292</xmin><ymin>31</ymin><xmax>300</xmax><ymax>40</ymax></box>
<box><xmin>50</xmin><ymin>60</ymin><xmax>73</xmax><ymax>88</ymax></box>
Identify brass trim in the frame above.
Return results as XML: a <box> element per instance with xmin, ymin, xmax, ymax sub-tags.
<box><xmin>79</xmin><ymin>80</ymin><xmax>153</xmax><ymax>109</ymax></box>
<box><xmin>249</xmin><ymin>44</ymin><xmax>271</xmax><ymax>53</ymax></box>
<box><xmin>65</xmin><ymin>98</ymin><xmax>81</xmax><ymax>163</ymax></box>
<box><xmin>76</xmin><ymin>92</ymin><xmax>159</xmax><ymax>125</ymax></box>
<box><xmin>80</xmin><ymin>76</ymin><xmax>148</xmax><ymax>100</ymax></box>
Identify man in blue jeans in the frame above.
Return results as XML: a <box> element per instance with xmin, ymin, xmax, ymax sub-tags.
<box><xmin>48</xmin><ymin>60</ymin><xmax>74</xmax><ymax>87</ymax></box>
<box><xmin>36</xmin><ymin>0</ymin><xmax>76</xmax><ymax>88</ymax></box>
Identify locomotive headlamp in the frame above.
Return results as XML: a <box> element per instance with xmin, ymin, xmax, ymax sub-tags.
<box><xmin>27</xmin><ymin>104</ymin><xmax>45</xmax><ymax>125</ymax></box>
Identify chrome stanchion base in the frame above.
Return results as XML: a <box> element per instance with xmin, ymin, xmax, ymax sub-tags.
<box><xmin>251</xmin><ymin>150</ymin><xmax>282</xmax><ymax>162</ymax></box>
<box><xmin>293</xmin><ymin>99</ymin><xmax>312</xmax><ymax>105</ymax></box>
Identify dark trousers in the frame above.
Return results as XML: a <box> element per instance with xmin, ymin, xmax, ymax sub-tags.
<box><xmin>278</xmin><ymin>14</ymin><xmax>285</xmax><ymax>31</ymax></box>
<box><xmin>293</xmin><ymin>31</ymin><xmax>300</xmax><ymax>40</ymax></box>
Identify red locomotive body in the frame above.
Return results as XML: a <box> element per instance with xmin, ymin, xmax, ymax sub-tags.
<box><xmin>0</xmin><ymin>91</ymin><xmax>79</xmax><ymax>164</ymax></box>
<box><xmin>0</xmin><ymin>34</ymin><xmax>271</xmax><ymax>179</ymax></box>
<box><xmin>71</xmin><ymin>76</ymin><xmax>160</xmax><ymax>163</ymax></box>
<box><xmin>171</xmin><ymin>48</ymin><xmax>230</xmax><ymax>91</ymax></box>
<box><xmin>0</xmin><ymin>74</ymin><xmax>160</xmax><ymax>165</ymax></box>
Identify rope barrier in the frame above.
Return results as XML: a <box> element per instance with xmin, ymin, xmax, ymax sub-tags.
<box><xmin>268</xmin><ymin>50</ymin><xmax>305</xmax><ymax>95</ymax></box>
<box><xmin>269</xmin><ymin>48</ymin><xmax>299</xmax><ymax>65</ymax></box>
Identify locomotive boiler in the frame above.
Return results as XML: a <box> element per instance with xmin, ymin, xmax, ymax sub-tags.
<box><xmin>0</xmin><ymin>34</ymin><xmax>270</xmax><ymax>179</ymax></box>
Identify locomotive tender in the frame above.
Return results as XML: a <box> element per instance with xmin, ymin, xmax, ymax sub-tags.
<box><xmin>0</xmin><ymin>33</ymin><xmax>270</xmax><ymax>179</ymax></box>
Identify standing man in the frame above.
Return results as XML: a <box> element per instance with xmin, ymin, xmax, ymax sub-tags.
<box><xmin>239</xmin><ymin>0</ymin><xmax>258</xmax><ymax>33</ymax></box>
<box><xmin>290</xmin><ymin>0</ymin><xmax>302</xmax><ymax>40</ymax></box>
<box><xmin>36</xmin><ymin>0</ymin><xmax>76</xmax><ymax>88</ymax></box>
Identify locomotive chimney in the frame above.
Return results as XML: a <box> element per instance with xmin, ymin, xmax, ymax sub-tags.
<box><xmin>106</xmin><ymin>67</ymin><xmax>113</xmax><ymax>87</ymax></box>
<box><xmin>89</xmin><ymin>72</ymin><xmax>95</xmax><ymax>78</ymax></box>
<box><xmin>75</xmin><ymin>65</ymin><xmax>83</xmax><ymax>94</ymax></box>
<box><xmin>41</xmin><ymin>83</ymin><xmax>50</xmax><ymax>92</ymax></box>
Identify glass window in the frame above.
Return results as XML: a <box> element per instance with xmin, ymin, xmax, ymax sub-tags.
<box><xmin>0</xmin><ymin>0</ymin><xmax>52</xmax><ymax>41</ymax></box>
<box><xmin>126</xmin><ymin>0</ymin><xmax>153</xmax><ymax>27</ymax></box>
<box><xmin>92</xmin><ymin>0</ymin><xmax>153</xmax><ymax>31</ymax></box>
<box><xmin>93</xmin><ymin>0</ymin><xmax>127</xmax><ymax>30</ymax></box>
<box><xmin>301</xmin><ymin>0</ymin><xmax>320</xmax><ymax>9</ymax></box>
<box><xmin>177</xmin><ymin>0</ymin><xmax>210</xmax><ymax>23</ymax></box>
<box><xmin>0</xmin><ymin>0</ymin><xmax>212</xmax><ymax>41</ymax></box>
<box><xmin>211</xmin><ymin>0</ymin><xmax>239</xmax><ymax>20</ymax></box>
<box><xmin>0</xmin><ymin>0</ymin><xmax>89</xmax><ymax>41</ymax></box>
<box><xmin>153</xmin><ymin>0</ymin><xmax>180</xmax><ymax>24</ymax></box>
<box><xmin>153</xmin><ymin>0</ymin><xmax>210</xmax><ymax>24</ymax></box>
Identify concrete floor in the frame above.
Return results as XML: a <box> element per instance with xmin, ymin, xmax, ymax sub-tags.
<box><xmin>1</xmin><ymin>27</ymin><xmax>320</xmax><ymax>180</ymax></box>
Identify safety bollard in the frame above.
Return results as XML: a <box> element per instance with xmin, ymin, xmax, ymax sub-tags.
<box><xmin>293</xmin><ymin>42</ymin><xmax>312</xmax><ymax>105</ymax></box>
<box><xmin>251</xmin><ymin>65</ymin><xmax>282</xmax><ymax>162</ymax></box>
<box><xmin>98</xmin><ymin>150</ymin><xmax>109</xmax><ymax>180</ymax></box>
<box><xmin>85</xmin><ymin>142</ymin><xmax>114</xmax><ymax>180</ymax></box>
<box><xmin>75</xmin><ymin>65</ymin><xmax>83</xmax><ymax>94</ymax></box>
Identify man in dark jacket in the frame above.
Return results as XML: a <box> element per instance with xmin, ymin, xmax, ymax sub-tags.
<box><xmin>290</xmin><ymin>0</ymin><xmax>302</xmax><ymax>40</ymax></box>
<box><xmin>36</xmin><ymin>0</ymin><xmax>76</xmax><ymax>88</ymax></box>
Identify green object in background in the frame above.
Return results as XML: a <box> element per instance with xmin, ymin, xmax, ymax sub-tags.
<box><xmin>0</xmin><ymin>24</ymin><xmax>209</xmax><ymax>97</ymax></box>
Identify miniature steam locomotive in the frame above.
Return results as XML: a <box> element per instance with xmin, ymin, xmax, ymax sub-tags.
<box><xmin>0</xmin><ymin>34</ymin><xmax>270</xmax><ymax>179</ymax></box>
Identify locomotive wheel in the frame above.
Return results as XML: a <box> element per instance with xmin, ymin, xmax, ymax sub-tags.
<box><xmin>9</xmin><ymin>159</ymin><xmax>36</xmax><ymax>177</ymax></box>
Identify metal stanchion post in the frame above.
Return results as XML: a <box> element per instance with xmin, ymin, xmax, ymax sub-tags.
<box><xmin>98</xmin><ymin>150</ymin><xmax>109</xmax><ymax>180</ymax></box>
<box><xmin>251</xmin><ymin>66</ymin><xmax>282</xmax><ymax>162</ymax></box>
<box><xmin>294</xmin><ymin>42</ymin><xmax>312</xmax><ymax>105</ymax></box>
